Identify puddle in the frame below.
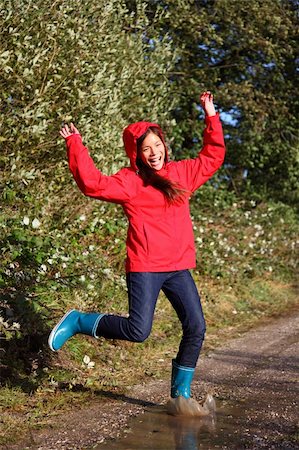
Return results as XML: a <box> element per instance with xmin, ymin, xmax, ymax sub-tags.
<box><xmin>95</xmin><ymin>399</ymin><xmax>247</xmax><ymax>450</ymax></box>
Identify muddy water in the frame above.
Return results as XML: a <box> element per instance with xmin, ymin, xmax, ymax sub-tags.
<box><xmin>96</xmin><ymin>399</ymin><xmax>246</xmax><ymax>449</ymax></box>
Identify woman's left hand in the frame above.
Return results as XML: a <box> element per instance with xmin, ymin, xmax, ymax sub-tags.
<box><xmin>59</xmin><ymin>122</ymin><xmax>80</xmax><ymax>139</ymax></box>
<box><xmin>200</xmin><ymin>91</ymin><xmax>216</xmax><ymax>117</ymax></box>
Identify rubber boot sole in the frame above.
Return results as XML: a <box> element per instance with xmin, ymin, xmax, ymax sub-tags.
<box><xmin>48</xmin><ymin>309</ymin><xmax>76</xmax><ymax>352</ymax></box>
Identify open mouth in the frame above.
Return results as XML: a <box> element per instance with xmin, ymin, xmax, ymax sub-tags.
<box><xmin>149</xmin><ymin>156</ymin><xmax>162</xmax><ymax>167</ymax></box>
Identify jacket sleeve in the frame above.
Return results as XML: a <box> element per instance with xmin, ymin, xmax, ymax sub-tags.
<box><xmin>66</xmin><ymin>134</ymin><xmax>132</xmax><ymax>204</ymax></box>
<box><xmin>175</xmin><ymin>113</ymin><xmax>225</xmax><ymax>192</ymax></box>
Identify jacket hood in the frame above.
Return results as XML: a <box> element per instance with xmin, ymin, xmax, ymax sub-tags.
<box><xmin>122</xmin><ymin>121</ymin><xmax>168</xmax><ymax>172</ymax></box>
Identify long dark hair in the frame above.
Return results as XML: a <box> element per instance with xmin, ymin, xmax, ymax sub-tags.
<box><xmin>136</xmin><ymin>127</ymin><xmax>188</xmax><ymax>205</ymax></box>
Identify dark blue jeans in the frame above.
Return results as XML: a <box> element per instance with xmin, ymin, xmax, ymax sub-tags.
<box><xmin>96</xmin><ymin>270</ymin><xmax>206</xmax><ymax>368</ymax></box>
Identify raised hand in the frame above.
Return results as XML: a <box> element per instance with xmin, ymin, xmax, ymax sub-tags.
<box><xmin>59</xmin><ymin>123</ymin><xmax>80</xmax><ymax>139</ymax></box>
<box><xmin>200</xmin><ymin>91</ymin><xmax>216</xmax><ymax>117</ymax></box>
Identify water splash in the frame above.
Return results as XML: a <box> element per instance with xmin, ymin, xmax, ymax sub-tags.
<box><xmin>166</xmin><ymin>393</ymin><xmax>216</xmax><ymax>417</ymax></box>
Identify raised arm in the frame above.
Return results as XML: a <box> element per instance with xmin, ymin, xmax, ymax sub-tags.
<box><xmin>61</xmin><ymin>123</ymin><xmax>132</xmax><ymax>204</ymax></box>
<box><xmin>175</xmin><ymin>92</ymin><xmax>225</xmax><ymax>192</ymax></box>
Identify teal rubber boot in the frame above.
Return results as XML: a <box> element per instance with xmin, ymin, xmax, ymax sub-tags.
<box><xmin>48</xmin><ymin>309</ymin><xmax>104</xmax><ymax>352</ymax></box>
<box><xmin>171</xmin><ymin>360</ymin><xmax>195</xmax><ymax>398</ymax></box>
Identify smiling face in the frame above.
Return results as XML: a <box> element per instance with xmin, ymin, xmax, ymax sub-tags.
<box><xmin>140</xmin><ymin>131</ymin><xmax>166</xmax><ymax>171</ymax></box>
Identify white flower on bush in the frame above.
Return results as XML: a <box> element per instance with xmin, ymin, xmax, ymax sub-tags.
<box><xmin>291</xmin><ymin>241</ymin><xmax>298</xmax><ymax>250</ymax></box>
<box><xmin>23</xmin><ymin>216</ymin><xmax>30</xmax><ymax>226</ymax></box>
<box><xmin>254</xmin><ymin>224</ymin><xmax>263</xmax><ymax>231</ymax></box>
<box><xmin>32</xmin><ymin>218</ymin><xmax>41</xmax><ymax>229</ymax></box>
<box><xmin>0</xmin><ymin>316</ymin><xmax>21</xmax><ymax>332</ymax></box>
<box><xmin>119</xmin><ymin>276</ymin><xmax>127</xmax><ymax>287</ymax></box>
<box><xmin>38</xmin><ymin>264</ymin><xmax>47</xmax><ymax>273</ymax></box>
<box><xmin>103</xmin><ymin>268</ymin><xmax>113</xmax><ymax>279</ymax></box>
<box><xmin>49</xmin><ymin>377</ymin><xmax>58</xmax><ymax>387</ymax></box>
<box><xmin>0</xmin><ymin>316</ymin><xmax>8</xmax><ymax>328</ymax></box>
<box><xmin>83</xmin><ymin>355</ymin><xmax>95</xmax><ymax>369</ymax></box>
<box><xmin>79</xmin><ymin>215</ymin><xmax>86</xmax><ymax>221</ymax></box>
<box><xmin>79</xmin><ymin>275</ymin><xmax>86</xmax><ymax>282</ymax></box>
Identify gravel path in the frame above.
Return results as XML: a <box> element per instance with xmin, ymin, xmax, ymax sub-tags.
<box><xmin>7</xmin><ymin>312</ymin><xmax>299</xmax><ymax>449</ymax></box>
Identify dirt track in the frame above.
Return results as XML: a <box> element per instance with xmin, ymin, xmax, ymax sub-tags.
<box><xmin>7</xmin><ymin>312</ymin><xmax>299</xmax><ymax>449</ymax></box>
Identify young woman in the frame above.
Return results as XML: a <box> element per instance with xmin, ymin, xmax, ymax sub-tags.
<box><xmin>48</xmin><ymin>92</ymin><xmax>225</xmax><ymax>399</ymax></box>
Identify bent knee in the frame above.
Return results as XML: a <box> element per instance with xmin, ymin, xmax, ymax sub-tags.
<box><xmin>187</xmin><ymin>319</ymin><xmax>206</xmax><ymax>338</ymax></box>
<box><xmin>129</xmin><ymin>325</ymin><xmax>151</xmax><ymax>343</ymax></box>
<box><xmin>131</xmin><ymin>331</ymin><xmax>150</xmax><ymax>343</ymax></box>
<box><xmin>198</xmin><ymin>321</ymin><xmax>206</xmax><ymax>337</ymax></box>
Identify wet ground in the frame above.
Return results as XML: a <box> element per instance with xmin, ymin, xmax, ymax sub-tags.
<box><xmin>95</xmin><ymin>393</ymin><xmax>297</xmax><ymax>450</ymax></box>
<box><xmin>9</xmin><ymin>312</ymin><xmax>299</xmax><ymax>449</ymax></box>
<box><xmin>96</xmin><ymin>312</ymin><xmax>299</xmax><ymax>450</ymax></box>
<box><xmin>97</xmin><ymin>402</ymin><xmax>238</xmax><ymax>450</ymax></box>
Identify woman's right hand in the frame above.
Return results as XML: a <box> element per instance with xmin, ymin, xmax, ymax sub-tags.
<box><xmin>59</xmin><ymin>122</ymin><xmax>80</xmax><ymax>139</ymax></box>
<box><xmin>200</xmin><ymin>91</ymin><xmax>216</xmax><ymax>117</ymax></box>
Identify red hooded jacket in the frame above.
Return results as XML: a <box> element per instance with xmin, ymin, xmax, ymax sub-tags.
<box><xmin>66</xmin><ymin>114</ymin><xmax>225</xmax><ymax>272</ymax></box>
